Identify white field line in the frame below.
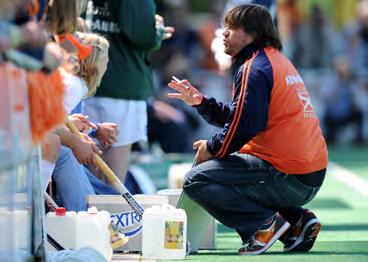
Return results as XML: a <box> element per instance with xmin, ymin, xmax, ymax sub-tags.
<box><xmin>329</xmin><ymin>162</ymin><xmax>368</xmax><ymax>196</ymax></box>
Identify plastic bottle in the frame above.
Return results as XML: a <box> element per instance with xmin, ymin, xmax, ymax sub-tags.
<box><xmin>142</xmin><ymin>204</ymin><xmax>187</xmax><ymax>260</ymax></box>
<box><xmin>46</xmin><ymin>207</ymin><xmax>77</xmax><ymax>250</ymax></box>
<box><xmin>14</xmin><ymin>209</ymin><xmax>30</xmax><ymax>250</ymax></box>
<box><xmin>75</xmin><ymin>207</ymin><xmax>112</xmax><ymax>261</ymax></box>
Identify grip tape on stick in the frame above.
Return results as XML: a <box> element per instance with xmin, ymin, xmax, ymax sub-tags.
<box><xmin>65</xmin><ymin>119</ymin><xmax>144</xmax><ymax>218</ymax></box>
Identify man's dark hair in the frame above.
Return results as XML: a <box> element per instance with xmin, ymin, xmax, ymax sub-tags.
<box><xmin>224</xmin><ymin>4</ymin><xmax>282</xmax><ymax>51</ymax></box>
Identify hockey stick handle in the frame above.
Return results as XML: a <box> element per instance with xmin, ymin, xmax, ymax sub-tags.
<box><xmin>65</xmin><ymin>118</ymin><xmax>144</xmax><ymax>217</ymax></box>
<box><xmin>44</xmin><ymin>192</ymin><xmax>58</xmax><ymax>211</ymax></box>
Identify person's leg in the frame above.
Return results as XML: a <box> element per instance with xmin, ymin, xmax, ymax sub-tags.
<box><xmin>99</xmin><ymin>144</ymin><xmax>131</xmax><ymax>183</ymax></box>
<box><xmin>270</xmin><ymin>168</ymin><xmax>325</xmax><ymax>252</ymax></box>
<box><xmin>84</xmin><ymin>167</ymin><xmax>119</xmax><ymax>195</ymax></box>
<box><xmin>277</xmin><ymin>207</ymin><xmax>306</xmax><ymax>226</ymax></box>
<box><xmin>183</xmin><ymin>154</ymin><xmax>281</xmax><ymax>243</ymax></box>
<box><xmin>84</xmin><ymin>97</ymin><xmax>147</xmax><ymax>183</ymax></box>
<box><xmin>281</xmin><ymin>208</ymin><xmax>322</xmax><ymax>252</ymax></box>
<box><xmin>147</xmin><ymin>100</ymin><xmax>192</xmax><ymax>153</ymax></box>
<box><xmin>184</xmin><ymin>154</ymin><xmax>322</xmax><ymax>252</ymax></box>
<box><xmin>52</xmin><ymin>146</ymin><xmax>95</xmax><ymax>211</ymax></box>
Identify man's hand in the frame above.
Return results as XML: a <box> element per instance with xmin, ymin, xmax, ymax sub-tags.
<box><xmin>68</xmin><ymin>114</ymin><xmax>97</xmax><ymax>133</ymax></box>
<box><xmin>193</xmin><ymin>140</ymin><xmax>213</xmax><ymax>164</ymax></box>
<box><xmin>168</xmin><ymin>79</ymin><xmax>203</xmax><ymax>106</ymax></box>
<box><xmin>71</xmin><ymin>133</ymin><xmax>101</xmax><ymax>167</ymax></box>
<box><xmin>96</xmin><ymin>122</ymin><xmax>118</xmax><ymax>149</ymax></box>
<box><xmin>155</xmin><ymin>14</ymin><xmax>175</xmax><ymax>40</ymax></box>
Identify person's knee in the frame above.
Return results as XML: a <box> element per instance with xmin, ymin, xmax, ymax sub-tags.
<box><xmin>182</xmin><ymin>167</ymin><xmax>206</xmax><ymax>194</ymax></box>
<box><xmin>41</xmin><ymin>133</ymin><xmax>61</xmax><ymax>163</ymax></box>
<box><xmin>56</xmin><ymin>145</ymin><xmax>75</xmax><ymax>165</ymax></box>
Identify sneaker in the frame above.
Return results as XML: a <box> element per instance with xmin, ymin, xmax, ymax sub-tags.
<box><xmin>239</xmin><ymin>213</ymin><xmax>290</xmax><ymax>255</ymax></box>
<box><xmin>283</xmin><ymin>210</ymin><xmax>321</xmax><ymax>252</ymax></box>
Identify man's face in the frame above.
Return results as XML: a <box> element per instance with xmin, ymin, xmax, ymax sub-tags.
<box><xmin>223</xmin><ymin>26</ymin><xmax>252</xmax><ymax>57</ymax></box>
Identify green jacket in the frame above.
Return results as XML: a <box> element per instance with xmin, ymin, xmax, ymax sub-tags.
<box><xmin>89</xmin><ymin>0</ymin><xmax>162</xmax><ymax>100</ymax></box>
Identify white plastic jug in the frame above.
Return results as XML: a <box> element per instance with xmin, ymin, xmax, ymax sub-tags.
<box><xmin>46</xmin><ymin>207</ymin><xmax>77</xmax><ymax>250</ymax></box>
<box><xmin>142</xmin><ymin>204</ymin><xmax>187</xmax><ymax>260</ymax></box>
<box><xmin>76</xmin><ymin>207</ymin><xmax>112</xmax><ymax>261</ymax></box>
<box><xmin>14</xmin><ymin>209</ymin><xmax>30</xmax><ymax>250</ymax></box>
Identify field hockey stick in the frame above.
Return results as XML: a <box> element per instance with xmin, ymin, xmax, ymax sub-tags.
<box><xmin>45</xmin><ymin>192</ymin><xmax>58</xmax><ymax>211</ymax></box>
<box><xmin>44</xmin><ymin>193</ymin><xmax>66</xmax><ymax>250</ymax></box>
<box><xmin>65</xmin><ymin>118</ymin><xmax>144</xmax><ymax>218</ymax></box>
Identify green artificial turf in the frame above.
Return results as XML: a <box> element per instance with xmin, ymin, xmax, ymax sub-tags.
<box><xmin>328</xmin><ymin>146</ymin><xmax>368</xmax><ymax>179</ymax></box>
<box><xmin>156</xmin><ymin>146</ymin><xmax>368</xmax><ymax>261</ymax></box>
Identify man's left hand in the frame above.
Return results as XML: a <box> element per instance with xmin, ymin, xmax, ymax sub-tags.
<box><xmin>193</xmin><ymin>140</ymin><xmax>213</xmax><ymax>165</ymax></box>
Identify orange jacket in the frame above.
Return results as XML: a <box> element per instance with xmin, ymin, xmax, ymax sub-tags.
<box><xmin>197</xmin><ymin>44</ymin><xmax>327</xmax><ymax>174</ymax></box>
<box><xmin>239</xmin><ymin>47</ymin><xmax>327</xmax><ymax>174</ymax></box>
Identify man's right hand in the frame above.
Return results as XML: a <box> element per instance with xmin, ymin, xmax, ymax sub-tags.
<box><xmin>71</xmin><ymin>133</ymin><xmax>101</xmax><ymax>167</ymax></box>
<box><xmin>167</xmin><ymin>79</ymin><xmax>203</xmax><ymax>106</ymax></box>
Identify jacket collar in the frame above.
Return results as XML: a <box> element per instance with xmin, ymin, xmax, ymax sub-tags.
<box><xmin>232</xmin><ymin>42</ymin><xmax>261</xmax><ymax>74</ymax></box>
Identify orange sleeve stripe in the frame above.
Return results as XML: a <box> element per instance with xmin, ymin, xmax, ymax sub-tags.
<box><xmin>217</xmin><ymin>55</ymin><xmax>256</xmax><ymax>158</ymax></box>
<box><xmin>215</xmin><ymin>53</ymin><xmax>257</xmax><ymax>158</ymax></box>
<box><xmin>231</xmin><ymin>83</ymin><xmax>235</xmax><ymax>100</ymax></box>
<box><xmin>215</xmin><ymin>61</ymin><xmax>248</xmax><ymax>158</ymax></box>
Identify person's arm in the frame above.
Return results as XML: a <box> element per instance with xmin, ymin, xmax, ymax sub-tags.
<box><xmin>41</xmin><ymin>133</ymin><xmax>61</xmax><ymax>163</ymax></box>
<box><xmin>68</xmin><ymin>114</ymin><xmax>97</xmax><ymax>133</ymax></box>
<box><xmin>195</xmin><ymin>96</ymin><xmax>232</xmax><ymax>128</ymax></box>
<box><xmin>0</xmin><ymin>21</ymin><xmax>48</xmax><ymax>51</ymax></box>
<box><xmin>53</xmin><ymin>124</ymin><xmax>101</xmax><ymax>166</ymax></box>
<box><xmin>112</xmin><ymin>0</ymin><xmax>161</xmax><ymax>51</ymax></box>
<box><xmin>207</xmin><ymin>63</ymin><xmax>273</xmax><ymax>158</ymax></box>
<box><xmin>95</xmin><ymin>122</ymin><xmax>118</xmax><ymax>149</ymax></box>
<box><xmin>193</xmin><ymin>139</ymin><xmax>213</xmax><ymax>165</ymax></box>
<box><xmin>168</xmin><ymin>77</ymin><xmax>232</xmax><ymax>127</ymax></box>
<box><xmin>53</xmin><ymin>125</ymin><xmax>80</xmax><ymax>149</ymax></box>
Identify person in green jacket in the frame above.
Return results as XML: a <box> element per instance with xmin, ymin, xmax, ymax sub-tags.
<box><xmin>83</xmin><ymin>0</ymin><xmax>174</xmax><ymax>182</ymax></box>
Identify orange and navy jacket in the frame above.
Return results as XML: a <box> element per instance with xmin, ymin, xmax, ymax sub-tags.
<box><xmin>196</xmin><ymin>42</ymin><xmax>328</xmax><ymax>174</ymax></box>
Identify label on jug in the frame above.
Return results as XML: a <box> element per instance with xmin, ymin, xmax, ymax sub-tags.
<box><xmin>110</xmin><ymin>211</ymin><xmax>142</xmax><ymax>237</ymax></box>
<box><xmin>164</xmin><ymin>221</ymin><xmax>184</xmax><ymax>249</ymax></box>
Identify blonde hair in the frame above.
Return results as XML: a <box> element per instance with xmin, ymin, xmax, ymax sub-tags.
<box><xmin>77</xmin><ymin>33</ymin><xmax>109</xmax><ymax>96</ymax></box>
<box><xmin>49</xmin><ymin>0</ymin><xmax>77</xmax><ymax>34</ymax></box>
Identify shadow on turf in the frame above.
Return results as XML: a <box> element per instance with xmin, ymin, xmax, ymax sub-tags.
<box><xmin>218</xmin><ymin>223</ymin><xmax>368</xmax><ymax>235</ymax></box>
<box><xmin>191</xmin><ymin>241</ymin><xmax>368</xmax><ymax>257</ymax></box>
<box><xmin>322</xmin><ymin>224</ymin><xmax>368</xmax><ymax>231</ymax></box>
<box><xmin>306</xmin><ymin>198</ymin><xmax>351</xmax><ymax>209</ymax></box>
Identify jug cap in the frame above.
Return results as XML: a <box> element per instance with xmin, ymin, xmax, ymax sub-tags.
<box><xmin>87</xmin><ymin>206</ymin><xmax>98</xmax><ymax>214</ymax></box>
<box><xmin>55</xmin><ymin>207</ymin><xmax>66</xmax><ymax>216</ymax></box>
